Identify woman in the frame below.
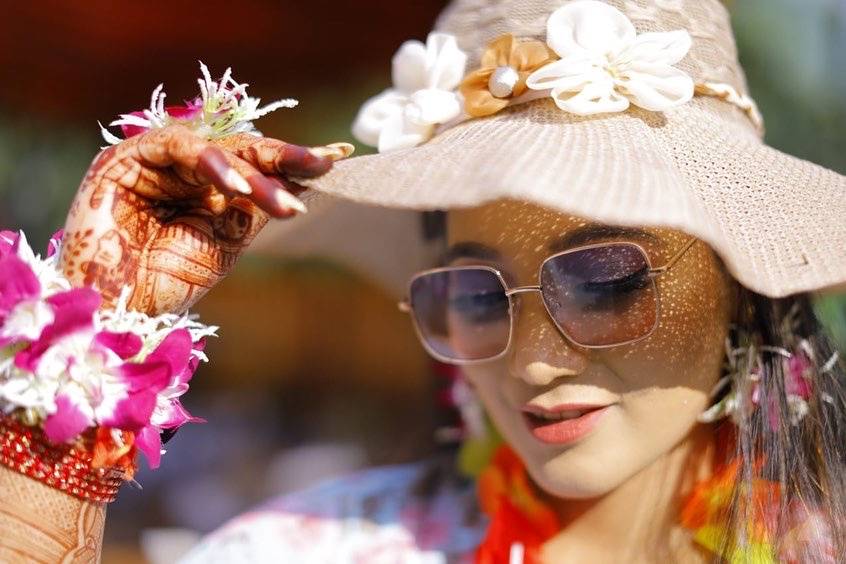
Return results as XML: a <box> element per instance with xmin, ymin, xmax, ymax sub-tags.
<box><xmin>1</xmin><ymin>0</ymin><xmax>845</xmax><ymax>562</ymax></box>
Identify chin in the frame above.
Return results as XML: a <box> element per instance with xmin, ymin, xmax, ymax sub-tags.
<box><xmin>523</xmin><ymin>449</ymin><xmax>635</xmax><ymax>500</ymax></box>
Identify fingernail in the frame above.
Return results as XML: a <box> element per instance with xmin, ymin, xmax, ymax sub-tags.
<box><xmin>328</xmin><ymin>142</ymin><xmax>355</xmax><ymax>158</ymax></box>
<box><xmin>225</xmin><ymin>169</ymin><xmax>252</xmax><ymax>194</ymax></box>
<box><xmin>275</xmin><ymin>189</ymin><xmax>308</xmax><ymax>214</ymax></box>
<box><xmin>309</xmin><ymin>142</ymin><xmax>355</xmax><ymax>161</ymax></box>
<box><xmin>198</xmin><ymin>146</ymin><xmax>239</xmax><ymax>188</ymax></box>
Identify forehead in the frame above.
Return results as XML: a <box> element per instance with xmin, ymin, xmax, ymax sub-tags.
<box><xmin>446</xmin><ymin>200</ymin><xmax>688</xmax><ymax>266</ymax></box>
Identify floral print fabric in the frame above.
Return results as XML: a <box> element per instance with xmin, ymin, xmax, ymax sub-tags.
<box><xmin>180</xmin><ymin>457</ymin><xmax>486</xmax><ymax>564</ymax></box>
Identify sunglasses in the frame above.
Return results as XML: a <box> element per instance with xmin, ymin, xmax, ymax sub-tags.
<box><xmin>399</xmin><ymin>238</ymin><xmax>697</xmax><ymax>364</ymax></box>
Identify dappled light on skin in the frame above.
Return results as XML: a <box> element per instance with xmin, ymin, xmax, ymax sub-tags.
<box><xmin>449</xmin><ymin>199</ymin><xmax>733</xmax><ymax>561</ymax></box>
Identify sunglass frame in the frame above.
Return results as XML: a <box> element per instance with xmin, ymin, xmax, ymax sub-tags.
<box><xmin>399</xmin><ymin>238</ymin><xmax>697</xmax><ymax>365</ymax></box>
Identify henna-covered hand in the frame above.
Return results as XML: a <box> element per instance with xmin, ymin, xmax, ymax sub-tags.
<box><xmin>61</xmin><ymin>125</ymin><xmax>348</xmax><ymax>315</ymax></box>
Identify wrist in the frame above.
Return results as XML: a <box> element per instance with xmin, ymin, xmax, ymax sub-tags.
<box><xmin>0</xmin><ymin>416</ymin><xmax>126</xmax><ymax>503</ymax></box>
<box><xmin>0</xmin><ymin>462</ymin><xmax>106</xmax><ymax>563</ymax></box>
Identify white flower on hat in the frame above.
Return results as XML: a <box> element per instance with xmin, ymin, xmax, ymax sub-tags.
<box><xmin>352</xmin><ymin>33</ymin><xmax>467</xmax><ymax>153</ymax></box>
<box><xmin>526</xmin><ymin>1</ymin><xmax>694</xmax><ymax>115</ymax></box>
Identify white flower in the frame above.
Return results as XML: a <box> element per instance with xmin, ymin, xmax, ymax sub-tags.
<box><xmin>352</xmin><ymin>33</ymin><xmax>467</xmax><ymax>153</ymax></box>
<box><xmin>0</xmin><ymin>300</ymin><xmax>54</xmax><ymax>342</ymax></box>
<box><xmin>11</xmin><ymin>232</ymin><xmax>70</xmax><ymax>296</ymax></box>
<box><xmin>0</xmin><ymin>365</ymin><xmax>60</xmax><ymax>415</ymax></box>
<box><xmin>102</xmin><ymin>62</ymin><xmax>298</xmax><ymax>145</ymax></box>
<box><xmin>99</xmin><ymin>287</ymin><xmax>218</xmax><ymax>361</ymax></box>
<box><xmin>526</xmin><ymin>1</ymin><xmax>694</xmax><ymax>115</ymax></box>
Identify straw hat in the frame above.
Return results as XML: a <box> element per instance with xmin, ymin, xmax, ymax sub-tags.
<box><xmin>299</xmin><ymin>0</ymin><xmax>846</xmax><ymax>298</ymax></box>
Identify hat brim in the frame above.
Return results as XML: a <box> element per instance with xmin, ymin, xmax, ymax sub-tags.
<box><xmin>300</xmin><ymin>97</ymin><xmax>846</xmax><ymax>298</ymax></box>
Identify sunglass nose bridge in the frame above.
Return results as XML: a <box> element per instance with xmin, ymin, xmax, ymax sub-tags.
<box><xmin>505</xmin><ymin>285</ymin><xmax>542</xmax><ymax>297</ymax></box>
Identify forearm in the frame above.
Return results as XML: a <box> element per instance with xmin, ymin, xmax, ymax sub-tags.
<box><xmin>0</xmin><ymin>465</ymin><xmax>105</xmax><ymax>563</ymax></box>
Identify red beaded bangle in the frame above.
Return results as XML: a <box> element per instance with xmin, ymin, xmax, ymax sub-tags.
<box><xmin>0</xmin><ymin>418</ymin><xmax>126</xmax><ymax>503</ymax></box>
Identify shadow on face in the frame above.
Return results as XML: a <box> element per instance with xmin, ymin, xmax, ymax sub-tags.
<box><xmin>445</xmin><ymin>200</ymin><xmax>735</xmax><ymax>499</ymax></box>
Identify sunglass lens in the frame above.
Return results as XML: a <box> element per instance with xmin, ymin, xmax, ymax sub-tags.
<box><xmin>409</xmin><ymin>268</ymin><xmax>510</xmax><ymax>361</ymax></box>
<box><xmin>540</xmin><ymin>244</ymin><xmax>658</xmax><ymax>347</ymax></box>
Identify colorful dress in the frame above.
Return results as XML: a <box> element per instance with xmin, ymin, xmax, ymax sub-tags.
<box><xmin>179</xmin><ymin>457</ymin><xmax>487</xmax><ymax>563</ymax></box>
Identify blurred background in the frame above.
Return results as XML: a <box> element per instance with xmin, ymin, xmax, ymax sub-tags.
<box><xmin>0</xmin><ymin>0</ymin><xmax>844</xmax><ymax>562</ymax></box>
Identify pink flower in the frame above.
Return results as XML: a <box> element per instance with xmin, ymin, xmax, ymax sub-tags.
<box><xmin>95</xmin><ymin>330</ymin><xmax>143</xmax><ymax>360</ymax></box>
<box><xmin>119</xmin><ymin>100</ymin><xmax>203</xmax><ymax>139</ymax></box>
<box><xmin>46</xmin><ymin>229</ymin><xmax>64</xmax><ymax>258</ymax></box>
<box><xmin>0</xmin><ymin>253</ymin><xmax>47</xmax><ymax>346</ymax></box>
<box><xmin>750</xmin><ymin>352</ymin><xmax>814</xmax><ymax>432</ymax></box>
<box><xmin>0</xmin><ymin>254</ymin><xmax>41</xmax><ymax>323</ymax></box>
<box><xmin>0</xmin><ymin>230</ymin><xmax>19</xmax><ymax>258</ymax></box>
<box><xmin>14</xmin><ymin>288</ymin><xmax>101</xmax><ymax>372</ymax></box>
<box><xmin>43</xmin><ymin>393</ymin><xmax>93</xmax><ymax>443</ymax></box>
<box><xmin>785</xmin><ymin>352</ymin><xmax>813</xmax><ymax>400</ymax></box>
<box><xmin>104</xmin><ymin>329</ymin><xmax>200</xmax><ymax>468</ymax></box>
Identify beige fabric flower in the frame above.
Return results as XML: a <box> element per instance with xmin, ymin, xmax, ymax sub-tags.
<box><xmin>459</xmin><ymin>34</ymin><xmax>554</xmax><ymax>117</ymax></box>
<box><xmin>526</xmin><ymin>1</ymin><xmax>694</xmax><ymax>115</ymax></box>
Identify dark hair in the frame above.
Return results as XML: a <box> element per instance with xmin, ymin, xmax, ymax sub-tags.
<box><xmin>724</xmin><ymin>289</ymin><xmax>845</xmax><ymax>560</ymax></box>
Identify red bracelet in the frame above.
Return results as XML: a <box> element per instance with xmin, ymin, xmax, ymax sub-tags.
<box><xmin>0</xmin><ymin>418</ymin><xmax>126</xmax><ymax>503</ymax></box>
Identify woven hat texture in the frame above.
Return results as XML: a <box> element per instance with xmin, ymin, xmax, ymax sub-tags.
<box><xmin>301</xmin><ymin>0</ymin><xmax>846</xmax><ymax>298</ymax></box>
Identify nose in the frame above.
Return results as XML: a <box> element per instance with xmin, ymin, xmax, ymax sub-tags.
<box><xmin>508</xmin><ymin>293</ymin><xmax>589</xmax><ymax>386</ymax></box>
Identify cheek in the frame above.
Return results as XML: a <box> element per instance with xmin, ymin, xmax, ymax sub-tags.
<box><xmin>537</xmin><ymin>386</ymin><xmax>709</xmax><ymax>498</ymax></box>
<box><xmin>461</xmin><ymin>362</ymin><xmax>540</xmax><ymax>455</ymax></box>
<box><xmin>606</xmin><ymin>246</ymin><xmax>731</xmax><ymax>394</ymax></box>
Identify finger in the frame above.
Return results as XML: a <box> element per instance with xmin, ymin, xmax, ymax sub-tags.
<box><xmin>214</xmin><ymin>134</ymin><xmax>354</xmax><ymax>178</ymax></box>
<box><xmin>234</xmin><ymin>174</ymin><xmax>311</xmax><ymax>220</ymax></box>
<box><xmin>180</xmin><ymin>190</ymin><xmax>230</xmax><ymax>216</ymax></box>
<box><xmin>103</xmin><ymin>160</ymin><xmax>234</xmax><ymax>217</ymax></box>
<box><xmin>196</xmin><ymin>148</ymin><xmax>306</xmax><ymax>217</ymax></box>
<box><xmin>123</xmin><ymin>125</ymin><xmax>306</xmax><ymax>218</ymax></box>
<box><xmin>243</xmin><ymin>139</ymin><xmax>354</xmax><ymax>178</ymax></box>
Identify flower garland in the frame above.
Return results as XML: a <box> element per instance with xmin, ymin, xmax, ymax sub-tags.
<box><xmin>0</xmin><ymin>229</ymin><xmax>216</xmax><ymax>484</ymax></box>
<box><xmin>352</xmin><ymin>0</ymin><xmax>763</xmax><ymax>153</ymax></box>
<box><xmin>475</xmin><ymin>445</ymin><xmax>559</xmax><ymax>564</ymax></box>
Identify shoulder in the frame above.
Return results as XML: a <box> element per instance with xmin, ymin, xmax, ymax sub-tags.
<box><xmin>179</xmin><ymin>457</ymin><xmax>486</xmax><ymax>564</ymax></box>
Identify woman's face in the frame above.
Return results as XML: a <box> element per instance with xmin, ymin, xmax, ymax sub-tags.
<box><xmin>447</xmin><ymin>200</ymin><xmax>734</xmax><ymax>499</ymax></box>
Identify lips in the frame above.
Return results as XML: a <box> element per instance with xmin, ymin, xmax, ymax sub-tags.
<box><xmin>522</xmin><ymin>403</ymin><xmax>611</xmax><ymax>445</ymax></box>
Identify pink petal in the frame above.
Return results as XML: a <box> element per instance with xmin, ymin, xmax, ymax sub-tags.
<box><xmin>47</xmin><ymin>230</ymin><xmax>64</xmax><ymax>258</ymax></box>
<box><xmin>96</xmin><ymin>331</ymin><xmax>143</xmax><ymax>360</ymax></box>
<box><xmin>43</xmin><ymin>394</ymin><xmax>92</xmax><ymax>443</ymax></box>
<box><xmin>178</xmin><ymin>338</ymin><xmax>208</xmax><ymax>384</ymax></box>
<box><xmin>46</xmin><ymin>288</ymin><xmax>101</xmax><ymax>332</ymax></box>
<box><xmin>120</xmin><ymin>111</ymin><xmax>150</xmax><ymax>139</ymax></box>
<box><xmin>102</xmin><ymin>389</ymin><xmax>157</xmax><ymax>432</ymax></box>
<box><xmin>16</xmin><ymin>288</ymin><xmax>100</xmax><ymax>372</ymax></box>
<box><xmin>135</xmin><ymin>425</ymin><xmax>163</xmax><ymax>469</ymax></box>
<box><xmin>119</xmin><ymin>360</ymin><xmax>171</xmax><ymax>394</ymax></box>
<box><xmin>181</xmin><ymin>354</ymin><xmax>200</xmax><ymax>386</ymax></box>
<box><xmin>0</xmin><ymin>254</ymin><xmax>41</xmax><ymax>315</ymax></box>
<box><xmin>160</xmin><ymin>399</ymin><xmax>205</xmax><ymax>429</ymax></box>
<box><xmin>146</xmin><ymin>329</ymin><xmax>193</xmax><ymax>381</ymax></box>
<box><xmin>0</xmin><ymin>230</ymin><xmax>19</xmax><ymax>258</ymax></box>
<box><xmin>786</xmin><ymin>353</ymin><xmax>813</xmax><ymax>399</ymax></box>
<box><xmin>166</xmin><ymin>103</ymin><xmax>202</xmax><ymax>121</ymax></box>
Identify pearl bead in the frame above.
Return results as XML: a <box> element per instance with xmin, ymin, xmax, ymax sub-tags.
<box><xmin>488</xmin><ymin>65</ymin><xmax>520</xmax><ymax>98</ymax></box>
